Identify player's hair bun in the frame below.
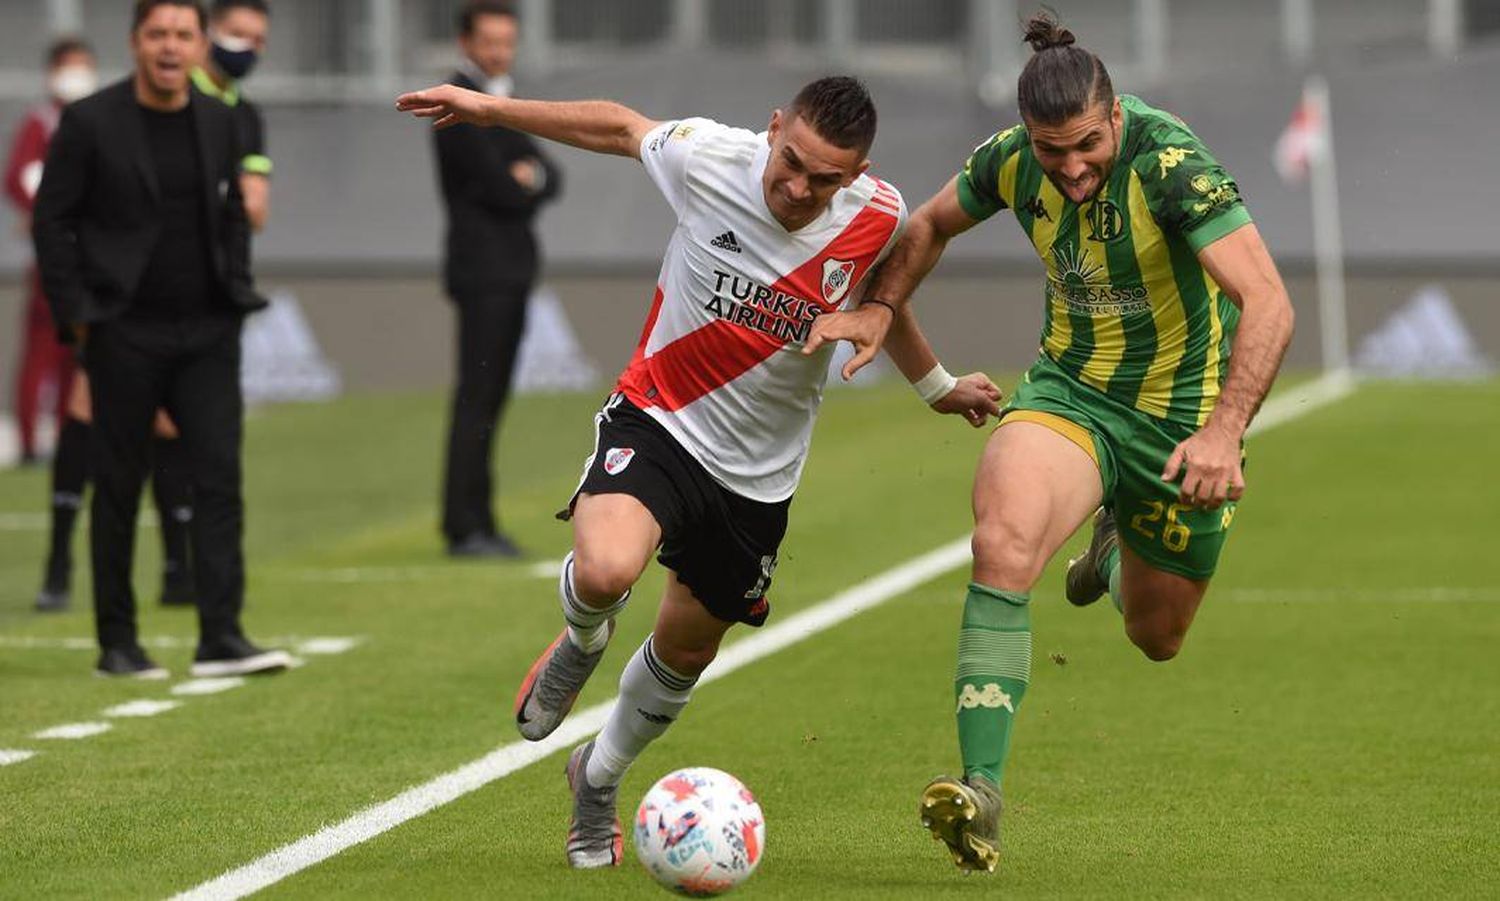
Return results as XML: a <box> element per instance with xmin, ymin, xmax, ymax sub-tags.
<box><xmin>1023</xmin><ymin>13</ymin><xmax>1076</xmax><ymax>52</ymax></box>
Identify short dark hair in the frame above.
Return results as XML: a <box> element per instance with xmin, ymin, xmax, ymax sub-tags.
<box><xmin>132</xmin><ymin>0</ymin><xmax>208</xmax><ymax>33</ymax></box>
<box><xmin>1016</xmin><ymin>10</ymin><xmax>1114</xmax><ymax>126</ymax></box>
<box><xmin>47</xmin><ymin>37</ymin><xmax>93</xmax><ymax>69</ymax></box>
<box><xmin>211</xmin><ymin>0</ymin><xmax>270</xmax><ymax>20</ymax></box>
<box><xmin>785</xmin><ymin>76</ymin><xmax>878</xmax><ymax>157</ymax></box>
<box><xmin>459</xmin><ymin>0</ymin><xmax>517</xmax><ymax>37</ymax></box>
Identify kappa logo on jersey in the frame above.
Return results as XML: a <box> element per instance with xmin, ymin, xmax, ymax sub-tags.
<box><xmin>1157</xmin><ymin>146</ymin><xmax>1196</xmax><ymax>179</ymax></box>
<box><xmin>820</xmin><ymin>258</ymin><xmax>856</xmax><ymax>305</ymax></box>
<box><xmin>603</xmin><ymin>447</ymin><xmax>636</xmax><ymax>475</ymax></box>
<box><xmin>1021</xmin><ymin>195</ymin><xmax>1052</xmax><ymax>223</ymax></box>
<box><xmin>956</xmin><ymin>682</ymin><xmax>1015</xmax><ymax>713</ymax></box>
<box><xmin>711</xmin><ymin>230</ymin><xmax>743</xmax><ymax>253</ymax></box>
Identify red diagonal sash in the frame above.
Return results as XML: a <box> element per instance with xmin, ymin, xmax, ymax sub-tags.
<box><xmin>619</xmin><ymin>203</ymin><xmax>898</xmax><ymax>412</ymax></box>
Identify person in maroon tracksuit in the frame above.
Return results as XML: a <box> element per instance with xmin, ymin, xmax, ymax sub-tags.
<box><xmin>5</xmin><ymin>38</ymin><xmax>94</xmax><ymax>469</ymax></box>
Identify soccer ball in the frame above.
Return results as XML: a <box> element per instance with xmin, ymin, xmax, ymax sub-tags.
<box><xmin>634</xmin><ymin>767</ymin><xmax>766</xmax><ymax>896</ymax></box>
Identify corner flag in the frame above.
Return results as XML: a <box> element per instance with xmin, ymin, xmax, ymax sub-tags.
<box><xmin>1273</xmin><ymin>82</ymin><xmax>1327</xmax><ymax>183</ymax></box>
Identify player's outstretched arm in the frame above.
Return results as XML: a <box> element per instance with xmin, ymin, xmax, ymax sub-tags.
<box><xmin>869</xmin><ymin>176</ymin><xmax>980</xmax><ymax>310</ymax></box>
<box><xmin>803</xmin><ymin>177</ymin><xmax>980</xmax><ymax>379</ymax></box>
<box><xmin>1162</xmin><ymin>222</ymin><xmax>1295</xmax><ymax>509</ymax></box>
<box><xmin>396</xmin><ymin>84</ymin><xmax>658</xmax><ymax>159</ymax></box>
<box><xmin>883</xmin><ymin>303</ymin><xmax>1002</xmax><ymax>427</ymax></box>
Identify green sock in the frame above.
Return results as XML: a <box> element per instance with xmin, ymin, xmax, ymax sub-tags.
<box><xmin>955</xmin><ymin>582</ymin><xmax>1030</xmax><ymax>787</ymax></box>
<box><xmin>1099</xmin><ymin>545</ymin><xmax>1122</xmax><ymax>612</ymax></box>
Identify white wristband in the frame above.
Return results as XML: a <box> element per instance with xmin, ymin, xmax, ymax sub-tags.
<box><xmin>912</xmin><ymin>364</ymin><xmax>959</xmax><ymax>406</ymax></box>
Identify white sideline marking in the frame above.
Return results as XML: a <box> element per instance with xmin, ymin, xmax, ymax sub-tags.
<box><xmin>0</xmin><ymin>513</ymin><xmax>49</xmax><ymax>530</ymax></box>
<box><xmin>295</xmin><ymin>638</ymin><xmax>362</xmax><ymax>655</ymax></box>
<box><xmin>279</xmin><ymin>564</ymin><xmax>561</xmax><ymax>583</ymax></box>
<box><xmin>169</xmin><ymin>538</ymin><xmax>973</xmax><ymax>901</ymax></box>
<box><xmin>527</xmin><ymin>559</ymin><xmax>564</xmax><ymax>579</ymax></box>
<box><xmin>103</xmin><ymin>700</ymin><xmax>184</xmax><ymax>718</ymax></box>
<box><xmin>172</xmin><ymin>678</ymin><xmax>246</xmax><ymax>697</ymax></box>
<box><xmin>0</xmin><ymin>511</ymin><xmax>159</xmax><ymax>531</ymax></box>
<box><xmin>1247</xmin><ymin>369</ymin><xmax>1355</xmax><ymax>434</ymax></box>
<box><xmin>173</xmin><ymin>372</ymin><xmax>1355</xmax><ymax>900</ymax></box>
<box><xmin>0</xmin><ymin>637</ymin><xmax>99</xmax><ymax>651</ymax></box>
<box><xmin>286</xmin><ymin>567</ymin><xmax>459</xmax><ymax>583</ymax></box>
<box><xmin>0</xmin><ymin>635</ymin><xmax>363</xmax><ymax>653</ymax></box>
<box><xmin>0</xmin><ymin>749</ymin><xmax>38</xmax><ymax>766</ymax></box>
<box><xmin>34</xmin><ymin>722</ymin><xmax>112</xmax><ymax>740</ymax></box>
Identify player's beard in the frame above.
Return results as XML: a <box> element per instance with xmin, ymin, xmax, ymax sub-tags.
<box><xmin>1042</xmin><ymin>121</ymin><xmax>1120</xmax><ymax>204</ymax></box>
<box><xmin>1047</xmin><ymin>161</ymin><xmax>1112</xmax><ymax>204</ymax></box>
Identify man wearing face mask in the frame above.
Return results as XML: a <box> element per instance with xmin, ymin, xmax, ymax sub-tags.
<box><xmin>433</xmin><ymin>0</ymin><xmax>562</xmax><ymax>558</ymax></box>
<box><xmin>5</xmin><ymin>38</ymin><xmax>96</xmax><ymax>471</ymax></box>
<box><xmin>192</xmin><ymin>0</ymin><xmax>271</xmax><ymax>232</ymax></box>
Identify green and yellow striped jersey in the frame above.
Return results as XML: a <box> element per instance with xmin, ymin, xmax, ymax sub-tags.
<box><xmin>956</xmin><ymin>94</ymin><xmax>1251</xmax><ymax>426</ymax></box>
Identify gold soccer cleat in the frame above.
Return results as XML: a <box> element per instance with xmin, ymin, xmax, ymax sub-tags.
<box><xmin>920</xmin><ymin>775</ymin><xmax>1002</xmax><ymax>873</ymax></box>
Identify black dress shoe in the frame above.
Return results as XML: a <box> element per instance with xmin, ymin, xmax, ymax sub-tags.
<box><xmin>36</xmin><ymin>585</ymin><xmax>70</xmax><ymax>613</ymax></box>
<box><xmin>37</xmin><ymin>556</ymin><xmax>71</xmax><ymax>612</ymax></box>
<box><xmin>447</xmin><ymin>532</ymin><xmax>524</xmax><ymax>559</ymax></box>
<box><xmin>191</xmin><ymin>634</ymin><xmax>294</xmax><ymax>677</ymax></box>
<box><xmin>96</xmin><ymin>646</ymin><xmax>169</xmax><ymax>680</ymax></box>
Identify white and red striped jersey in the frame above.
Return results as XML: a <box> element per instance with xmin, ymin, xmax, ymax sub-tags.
<box><xmin>618</xmin><ymin>117</ymin><xmax>907</xmax><ymax>503</ymax></box>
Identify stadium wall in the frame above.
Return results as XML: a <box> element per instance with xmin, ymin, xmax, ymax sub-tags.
<box><xmin>3</xmin><ymin>269</ymin><xmax>1496</xmax><ymax>404</ymax></box>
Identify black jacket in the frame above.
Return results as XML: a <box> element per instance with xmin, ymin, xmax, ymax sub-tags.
<box><xmin>434</xmin><ymin>71</ymin><xmax>561</xmax><ymax>296</ymax></box>
<box><xmin>32</xmin><ymin>78</ymin><xmax>264</xmax><ymax>338</ymax></box>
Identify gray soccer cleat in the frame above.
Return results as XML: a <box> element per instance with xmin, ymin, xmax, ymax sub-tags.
<box><xmin>513</xmin><ymin>625</ymin><xmax>613</xmax><ymax>741</ymax></box>
<box><xmin>1065</xmin><ymin>506</ymin><xmax>1119</xmax><ymax>607</ymax></box>
<box><xmin>920</xmin><ymin>774</ymin><xmax>1003</xmax><ymax>873</ymax></box>
<box><xmin>564</xmin><ymin>741</ymin><xmax>622</xmax><ymax>869</ymax></box>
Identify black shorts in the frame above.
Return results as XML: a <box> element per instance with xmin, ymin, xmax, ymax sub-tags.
<box><xmin>561</xmin><ymin>394</ymin><xmax>789</xmax><ymax>627</ymax></box>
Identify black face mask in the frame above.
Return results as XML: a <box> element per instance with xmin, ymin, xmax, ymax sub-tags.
<box><xmin>211</xmin><ymin>38</ymin><xmax>259</xmax><ymax>80</ymax></box>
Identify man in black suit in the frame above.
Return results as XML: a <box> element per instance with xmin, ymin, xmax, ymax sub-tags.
<box><xmin>435</xmin><ymin>1</ymin><xmax>561</xmax><ymax>558</ymax></box>
<box><xmin>32</xmin><ymin>0</ymin><xmax>290</xmax><ymax>679</ymax></box>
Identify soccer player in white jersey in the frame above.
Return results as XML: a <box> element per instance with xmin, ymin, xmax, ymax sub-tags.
<box><xmin>398</xmin><ymin>76</ymin><xmax>1002</xmax><ymax>869</ymax></box>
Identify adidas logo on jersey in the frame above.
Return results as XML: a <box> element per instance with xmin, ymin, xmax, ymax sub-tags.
<box><xmin>710</xmin><ymin>230</ymin><xmax>742</xmax><ymax>253</ymax></box>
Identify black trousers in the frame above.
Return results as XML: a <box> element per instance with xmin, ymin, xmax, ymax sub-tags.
<box><xmin>442</xmin><ymin>285</ymin><xmax>529</xmax><ymax>542</ymax></box>
<box><xmin>85</xmin><ymin>315</ymin><xmax>245</xmax><ymax>651</ymax></box>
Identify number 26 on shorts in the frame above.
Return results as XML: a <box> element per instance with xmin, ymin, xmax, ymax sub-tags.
<box><xmin>1129</xmin><ymin>500</ymin><xmax>1192</xmax><ymax>553</ymax></box>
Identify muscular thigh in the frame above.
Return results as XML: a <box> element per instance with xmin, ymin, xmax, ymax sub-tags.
<box><xmin>971</xmin><ymin>419</ymin><xmax>1105</xmax><ymax>589</ymax></box>
<box><xmin>572</xmin><ymin>492</ymin><xmax>660</xmax><ymax>584</ymax></box>
<box><xmin>1118</xmin><ymin>542</ymin><xmax>1209</xmax><ymax>653</ymax></box>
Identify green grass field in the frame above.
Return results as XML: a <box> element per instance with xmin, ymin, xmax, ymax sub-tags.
<box><xmin>1</xmin><ymin>378</ymin><xmax>1497</xmax><ymax>899</ymax></box>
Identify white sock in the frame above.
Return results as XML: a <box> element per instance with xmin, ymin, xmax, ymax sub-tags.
<box><xmin>559</xmin><ymin>551</ymin><xmax>629</xmax><ymax>654</ymax></box>
<box><xmin>587</xmin><ymin>635</ymin><xmax>696</xmax><ymax>788</ymax></box>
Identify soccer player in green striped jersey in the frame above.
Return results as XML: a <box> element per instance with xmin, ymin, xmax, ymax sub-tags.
<box><xmin>805</xmin><ymin>12</ymin><xmax>1295</xmax><ymax>873</ymax></box>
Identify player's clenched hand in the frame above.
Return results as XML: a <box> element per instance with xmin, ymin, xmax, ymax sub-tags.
<box><xmin>932</xmin><ymin>372</ymin><xmax>1003</xmax><ymax>428</ymax></box>
<box><xmin>801</xmin><ymin>302</ymin><xmax>895</xmax><ymax>381</ymax></box>
<box><xmin>1162</xmin><ymin>422</ymin><xmax>1244</xmax><ymax>510</ymax></box>
<box><xmin>395</xmin><ymin>84</ymin><xmax>497</xmax><ymax>130</ymax></box>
